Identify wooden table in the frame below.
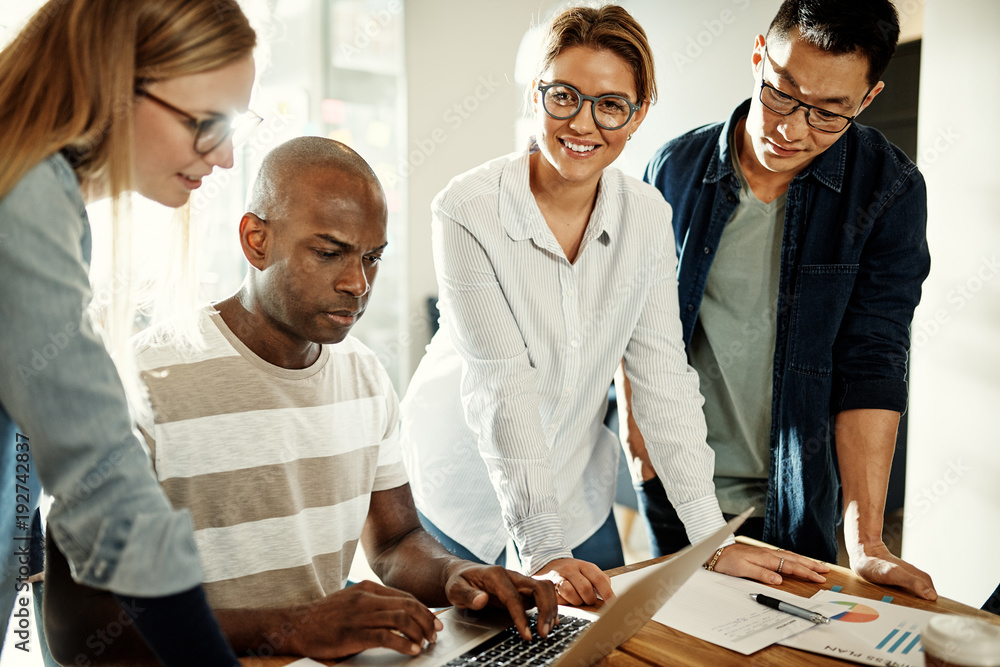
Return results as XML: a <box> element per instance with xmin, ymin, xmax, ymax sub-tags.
<box><xmin>243</xmin><ymin>539</ymin><xmax>1000</xmax><ymax>666</ymax></box>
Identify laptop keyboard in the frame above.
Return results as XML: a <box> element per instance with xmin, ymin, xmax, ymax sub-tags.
<box><xmin>443</xmin><ymin>613</ymin><xmax>593</xmax><ymax>666</ymax></box>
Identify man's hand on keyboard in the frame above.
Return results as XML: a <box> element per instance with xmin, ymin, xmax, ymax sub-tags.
<box><xmin>284</xmin><ymin>580</ymin><xmax>444</xmax><ymax>659</ymax></box>
<box><xmin>443</xmin><ymin>561</ymin><xmax>560</xmax><ymax>641</ymax></box>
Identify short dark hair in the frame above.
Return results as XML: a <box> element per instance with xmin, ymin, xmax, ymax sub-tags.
<box><xmin>766</xmin><ymin>0</ymin><xmax>900</xmax><ymax>87</ymax></box>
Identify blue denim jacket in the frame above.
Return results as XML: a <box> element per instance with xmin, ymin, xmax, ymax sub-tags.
<box><xmin>0</xmin><ymin>153</ymin><xmax>202</xmax><ymax>596</ymax></box>
<box><xmin>645</xmin><ymin>100</ymin><xmax>930</xmax><ymax>560</ymax></box>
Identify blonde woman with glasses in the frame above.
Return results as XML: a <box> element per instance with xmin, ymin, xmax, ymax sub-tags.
<box><xmin>0</xmin><ymin>0</ymin><xmax>258</xmax><ymax>663</ymax></box>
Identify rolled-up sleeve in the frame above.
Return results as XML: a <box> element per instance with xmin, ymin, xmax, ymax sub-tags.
<box><xmin>0</xmin><ymin>158</ymin><xmax>203</xmax><ymax>596</ymax></box>
<box><xmin>832</xmin><ymin>167</ymin><xmax>930</xmax><ymax>413</ymax></box>
<box><xmin>433</xmin><ymin>208</ymin><xmax>571</xmax><ymax>574</ymax></box>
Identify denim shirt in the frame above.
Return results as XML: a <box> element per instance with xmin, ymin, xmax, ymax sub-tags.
<box><xmin>0</xmin><ymin>153</ymin><xmax>203</xmax><ymax>595</ymax></box>
<box><xmin>645</xmin><ymin>100</ymin><xmax>930</xmax><ymax>560</ymax></box>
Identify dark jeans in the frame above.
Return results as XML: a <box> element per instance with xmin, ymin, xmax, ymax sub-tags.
<box><xmin>635</xmin><ymin>475</ymin><xmax>764</xmax><ymax>557</ymax></box>
<box><xmin>417</xmin><ymin>510</ymin><xmax>626</xmax><ymax>572</ymax></box>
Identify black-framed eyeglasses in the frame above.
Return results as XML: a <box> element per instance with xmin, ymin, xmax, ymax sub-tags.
<box><xmin>758</xmin><ymin>46</ymin><xmax>872</xmax><ymax>134</ymax></box>
<box><xmin>136</xmin><ymin>88</ymin><xmax>263</xmax><ymax>155</ymax></box>
<box><xmin>537</xmin><ymin>82</ymin><xmax>641</xmax><ymax>131</ymax></box>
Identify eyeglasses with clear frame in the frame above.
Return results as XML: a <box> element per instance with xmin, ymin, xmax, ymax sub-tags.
<box><xmin>537</xmin><ymin>82</ymin><xmax>641</xmax><ymax>131</ymax></box>
<box><xmin>758</xmin><ymin>45</ymin><xmax>873</xmax><ymax>134</ymax></box>
<box><xmin>135</xmin><ymin>88</ymin><xmax>263</xmax><ymax>155</ymax></box>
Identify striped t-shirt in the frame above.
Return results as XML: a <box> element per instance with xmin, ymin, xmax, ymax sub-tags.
<box><xmin>132</xmin><ymin>307</ymin><xmax>408</xmax><ymax>609</ymax></box>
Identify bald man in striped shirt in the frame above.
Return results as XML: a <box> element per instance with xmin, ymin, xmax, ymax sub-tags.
<box><xmin>44</xmin><ymin>137</ymin><xmax>556</xmax><ymax>665</ymax></box>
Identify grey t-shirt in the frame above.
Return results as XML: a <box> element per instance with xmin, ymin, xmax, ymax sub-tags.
<box><xmin>687</xmin><ymin>127</ymin><xmax>786</xmax><ymax>517</ymax></box>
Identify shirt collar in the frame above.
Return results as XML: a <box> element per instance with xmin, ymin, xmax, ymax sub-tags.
<box><xmin>799</xmin><ymin>127</ymin><xmax>847</xmax><ymax>194</ymax></box>
<box><xmin>498</xmin><ymin>148</ymin><xmax>541</xmax><ymax>243</ymax></box>
<box><xmin>703</xmin><ymin>101</ymin><xmax>747</xmax><ymax>185</ymax></box>
<box><xmin>707</xmin><ymin>98</ymin><xmax>848</xmax><ymax>193</ymax></box>
<box><xmin>499</xmin><ymin>141</ymin><xmax>617</xmax><ymax>251</ymax></box>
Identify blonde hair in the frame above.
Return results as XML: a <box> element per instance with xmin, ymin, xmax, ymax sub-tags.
<box><xmin>538</xmin><ymin>4</ymin><xmax>657</xmax><ymax>105</ymax></box>
<box><xmin>0</xmin><ymin>0</ymin><xmax>256</xmax><ymax>412</ymax></box>
<box><xmin>0</xmin><ymin>0</ymin><xmax>256</xmax><ymax>201</ymax></box>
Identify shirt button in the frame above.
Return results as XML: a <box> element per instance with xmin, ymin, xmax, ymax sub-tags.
<box><xmin>566</xmin><ymin>288</ymin><xmax>575</xmax><ymax>297</ymax></box>
<box><xmin>703</xmin><ymin>246</ymin><xmax>712</xmax><ymax>254</ymax></box>
<box><xmin>687</xmin><ymin>304</ymin><xmax>695</xmax><ymax>312</ymax></box>
<box><xmin>564</xmin><ymin>387</ymin><xmax>572</xmax><ymax>395</ymax></box>
<box><xmin>727</xmin><ymin>191</ymin><xmax>737</xmax><ymax>203</ymax></box>
<box><xmin>570</xmin><ymin>340</ymin><xmax>580</xmax><ymax>348</ymax></box>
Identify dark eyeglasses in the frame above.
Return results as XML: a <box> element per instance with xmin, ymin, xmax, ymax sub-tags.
<box><xmin>758</xmin><ymin>46</ymin><xmax>872</xmax><ymax>134</ymax></box>
<box><xmin>136</xmin><ymin>88</ymin><xmax>263</xmax><ymax>154</ymax></box>
<box><xmin>537</xmin><ymin>82</ymin><xmax>641</xmax><ymax>131</ymax></box>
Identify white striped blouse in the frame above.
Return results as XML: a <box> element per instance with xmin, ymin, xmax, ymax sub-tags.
<box><xmin>400</xmin><ymin>148</ymin><xmax>727</xmax><ymax>574</ymax></box>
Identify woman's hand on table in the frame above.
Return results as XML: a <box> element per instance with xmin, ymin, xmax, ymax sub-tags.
<box><xmin>533</xmin><ymin>558</ymin><xmax>615</xmax><ymax>606</ymax></box>
<box><xmin>710</xmin><ymin>544</ymin><xmax>830</xmax><ymax>585</ymax></box>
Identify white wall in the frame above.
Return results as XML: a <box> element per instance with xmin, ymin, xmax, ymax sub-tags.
<box><xmin>905</xmin><ymin>0</ymin><xmax>1000</xmax><ymax>607</ymax></box>
<box><xmin>609</xmin><ymin>0</ymin><xmax>781</xmax><ymax>178</ymax></box>
<box><xmin>402</xmin><ymin>0</ymin><xmax>551</xmax><ymax>383</ymax></box>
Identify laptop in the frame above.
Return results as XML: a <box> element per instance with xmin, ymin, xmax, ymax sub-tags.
<box><xmin>342</xmin><ymin>508</ymin><xmax>752</xmax><ymax>666</ymax></box>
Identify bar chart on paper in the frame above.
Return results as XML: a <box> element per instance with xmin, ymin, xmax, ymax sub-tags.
<box><xmin>779</xmin><ymin>591</ymin><xmax>939</xmax><ymax>667</ymax></box>
<box><xmin>875</xmin><ymin>625</ymin><xmax>924</xmax><ymax>656</ymax></box>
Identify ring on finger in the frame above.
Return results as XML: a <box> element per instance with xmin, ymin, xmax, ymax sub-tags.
<box><xmin>776</xmin><ymin>558</ymin><xmax>785</xmax><ymax>574</ymax></box>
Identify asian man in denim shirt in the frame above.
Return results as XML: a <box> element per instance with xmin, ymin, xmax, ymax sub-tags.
<box><xmin>620</xmin><ymin>0</ymin><xmax>937</xmax><ymax>600</ymax></box>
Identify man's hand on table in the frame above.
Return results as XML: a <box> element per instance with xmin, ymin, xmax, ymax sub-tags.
<box><xmin>847</xmin><ymin>540</ymin><xmax>937</xmax><ymax>600</ymax></box>
<box><xmin>442</xmin><ymin>561</ymin><xmax>559</xmax><ymax>640</ymax></box>
<box><xmin>533</xmin><ymin>557</ymin><xmax>615</xmax><ymax>607</ymax></box>
<box><xmin>711</xmin><ymin>543</ymin><xmax>830</xmax><ymax>585</ymax></box>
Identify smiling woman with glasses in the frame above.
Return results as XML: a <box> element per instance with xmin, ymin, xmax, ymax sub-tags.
<box><xmin>398</xmin><ymin>4</ymin><xmax>828</xmax><ymax>610</ymax></box>
<box><xmin>536</xmin><ymin>81</ymin><xmax>641</xmax><ymax>130</ymax></box>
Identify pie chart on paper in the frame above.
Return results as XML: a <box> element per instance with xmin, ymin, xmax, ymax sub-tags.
<box><xmin>830</xmin><ymin>600</ymin><xmax>881</xmax><ymax>623</ymax></box>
